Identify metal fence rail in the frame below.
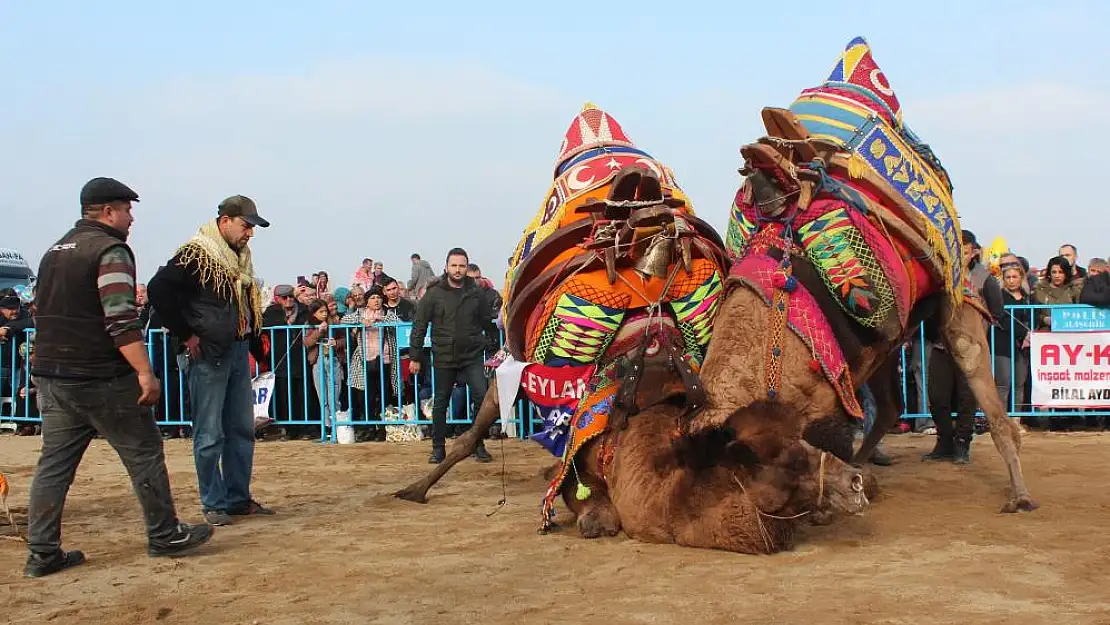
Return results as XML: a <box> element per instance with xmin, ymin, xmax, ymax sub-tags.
<box><xmin>3</xmin><ymin>304</ymin><xmax>1107</xmax><ymax>439</ymax></box>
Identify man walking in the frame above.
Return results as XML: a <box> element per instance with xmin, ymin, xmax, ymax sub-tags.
<box><xmin>409</xmin><ymin>248</ymin><xmax>497</xmax><ymax>464</ymax></box>
<box><xmin>24</xmin><ymin>177</ymin><xmax>212</xmax><ymax>578</ymax></box>
<box><xmin>148</xmin><ymin>195</ymin><xmax>274</xmax><ymax>526</ymax></box>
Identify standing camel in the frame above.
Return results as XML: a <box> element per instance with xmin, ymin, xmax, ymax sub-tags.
<box><xmin>682</xmin><ymin>36</ymin><xmax>1036</xmax><ymax>513</ymax></box>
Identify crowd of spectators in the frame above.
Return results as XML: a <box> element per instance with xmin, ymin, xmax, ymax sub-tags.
<box><xmin>3</xmin><ymin>242</ymin><xmax>1108</xmax><ymax>442</ymax></box>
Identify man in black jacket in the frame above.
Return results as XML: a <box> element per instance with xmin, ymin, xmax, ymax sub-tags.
<box><xmin>409</xmin><ymin>248</ymin><xmax>497</xmax><ymax>464</ymax></box>
<box><xmin>924</xmin><ymin>230</ymin><xmax>1001</xmax><ymax>464</ymax></box>
<box><xmin>23</xmin><ymin>177</ymin><xmax>212</xmax><ymax>578</ymax></box>
<box><xmin>1080</xmin><ymin>258</ymin><xmax>1110</xmax><ymax>308</ymax></box>
<box><xmin>147</xmin><ymin>195</ymin><xmax>274</xmax><ymax>527</ymax></box>
<box><xmin>260</xmin><ymin>283</ymin><xmax>318</xmax><ymax>439</ymax></box>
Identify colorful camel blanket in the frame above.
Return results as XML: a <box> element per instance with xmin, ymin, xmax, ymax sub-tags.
<box><xmin>497</xmin><ymin>102</ymin><xmax>729</xmax><ymax>529</ymax></box>
<box><xmin>724</xmin><ymin>36</ymin><xmax>970</xmax><ymax>418</ymax></box>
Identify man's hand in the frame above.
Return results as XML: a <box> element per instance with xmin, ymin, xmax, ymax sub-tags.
<box><xmin>183</xmin><ymin>335</ymin><xmax>201</xmax><ymax>359</ymax></box>
<box><xmin>409</xmin><ymin>360</ymin><xmax>421</xmax><ymax>375</ymax></box>
<box><xmin>0</xmin><ymin>327</ymin><xmax>9</xmax><ymax>338</ymax></box>
<box><xmin>137</xmin><ymin>372</ymin><xmax>161</xmax><ymax>406</ymax></box>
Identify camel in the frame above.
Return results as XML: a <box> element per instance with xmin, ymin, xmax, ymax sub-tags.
<box><xmin>395</xmin><ymin>356</ymin><xmax>872</xmax><ymax>554</ymax></box>
<box><xmin>680</xmin><ymin>36</ymin><xmax>1037</xmax><ymax>513</ymax></box>
<box><xmin>564</xmin><ymin>402</ymin><xmax>869</xmax><ymax>554</ymax></box>
<box><xmin>392</xmin><ymin>113</ymin><xmax>877</xmax><ymax>547</ymax></box>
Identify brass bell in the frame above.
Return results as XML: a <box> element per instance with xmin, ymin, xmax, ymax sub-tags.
<box><xmin>634</xmin><ymin>235</ymin><xmax>674</xmax><ymax>279</ymax></box>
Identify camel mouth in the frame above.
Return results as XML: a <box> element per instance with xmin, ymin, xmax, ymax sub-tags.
<box><xmin>842</xmin><ymin>472</ymin><xmax>870</xmax><ymax>516</ymax></box>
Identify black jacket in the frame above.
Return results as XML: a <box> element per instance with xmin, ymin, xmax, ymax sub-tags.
<box><xmin>147</xmin><ymin>251</ymin><xmax>264</xmax><ymax>364</ymax></box>
<box><xmin>997</xmin><ymin>290</ymin><xmax>1031</xmax><ymax>358</ymax></box>
<box><xmin>261</xmin><ymin>302</ymin><xmax>311</xmax><ymax>379</ymax></box>
<box><xmin>1079</xmin><ymin>272</ymin><xmax>1110</xmax><ymax>308</ymax></box>
<box><xmin>409</xmin><ymin>275</ymin><xmax>497</xmax><ymax>369</ymax></box>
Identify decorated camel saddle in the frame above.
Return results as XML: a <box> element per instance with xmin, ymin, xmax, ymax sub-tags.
<box><xmin>724</xmin><ymin>36</ymin><xmax>990</xmax><ymax>418</ymax></box>
<box><xmin>492</xmin><ymin>103</ymin><xmax>730</xmax><ymax>529</ymax></box>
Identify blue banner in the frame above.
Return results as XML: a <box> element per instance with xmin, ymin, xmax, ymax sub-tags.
<box><xmin>1051</xmin><ymin>307</ymin><xmax>1110</xmax><ymax>332</ymax></box>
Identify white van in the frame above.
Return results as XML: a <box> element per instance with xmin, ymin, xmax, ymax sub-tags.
<box><xmin>0</xmin><ymin>248</ymin><xmax>35</xmax><ymax>292</ymax></box>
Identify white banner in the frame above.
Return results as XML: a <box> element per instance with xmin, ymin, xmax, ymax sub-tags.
<box><xmin>252</xmin><ymin>372</ymin><xmax>276</xmax><ymax>429</ymax></box>
<box><xmin>1030</xmin><ymin>331</ymin><xmax>1110</xmax><ymax>408</ymax></box>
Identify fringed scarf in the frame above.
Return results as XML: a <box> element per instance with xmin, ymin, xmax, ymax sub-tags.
<box><xmin>174</xmin><ymin>219</ymin><xmax>264</xmax><ymax>338</ymax></box>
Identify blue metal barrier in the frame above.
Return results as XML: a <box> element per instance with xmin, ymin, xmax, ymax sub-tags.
<box><xmin>3</xmin><ymin>304</ymin><xmax>1107</xmax><ymax>436</ymax></box>
<box><xmin>897</xmin><ymin>303</ymin><xmax>1110</xmax><ymax>420</ymax></box>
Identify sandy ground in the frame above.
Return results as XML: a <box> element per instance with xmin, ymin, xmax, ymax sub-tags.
<box><xmin>1</xmin><ymin>431</ymin><xmax>1108</xmax><ymax>625</ymax></box>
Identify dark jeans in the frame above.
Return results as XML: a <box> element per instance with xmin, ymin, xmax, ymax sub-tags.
<box><xmin>928</xmin><ymin>346</ymin><xmax>977</xmax><ymax>442</ymax></box>
<box><xmin>430</xmin><ymin>361</ymin><xmax>487</xmax><ymax>448</ymax></box>
<box><xmin>26</xmin><ymin>373</ymin><xmax>180</xmax><ymax>556</ymax></box>
<box><xmin>184</xmin><ymin>340</ymin><xmax>256</xmax><ymax>513</ymax></box>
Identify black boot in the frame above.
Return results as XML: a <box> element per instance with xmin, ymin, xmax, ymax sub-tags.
<box><xmin>428</xmin><ymin>446</ymin><xmax>445</xmax><ymax>464</ymax></box>
<box><xmin>952</xmin><ymin>436</ymin><xmax>971</xmax><ymax>465</ymax></box>
<box><xmin>922</xmin><ymin>435</ymin><xmax>955</xmax><ymax>461</ymax></box>
<box><xmin>473</xmin><ymin>441</ymin><xmax>493</xmax><ymax>463</ymax></box>
<box><xmin>869</xmin><ymin>446</ymin><xmax>894</xmax><ymax>466</ymax></box>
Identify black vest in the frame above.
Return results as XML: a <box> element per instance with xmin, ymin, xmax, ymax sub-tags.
<box><xmin>32</xmin><ymin>220</ymin><xmax>134</xmax><ymax>379</ymax></box>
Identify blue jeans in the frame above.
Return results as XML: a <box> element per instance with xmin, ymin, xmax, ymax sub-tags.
<box><xmin>184</xmin><ymin>340</ymin><xmax>256</xmax><ymax>512</ymax></box>
<box><xmin>312</xmin><ymin>354</ymin><xmax>345</xmax><ymax>426</ymax></box>
<box><xmin>860</xmin><ymin>383</ymin><xmax>877</xmax><ymax>435</ymax></box>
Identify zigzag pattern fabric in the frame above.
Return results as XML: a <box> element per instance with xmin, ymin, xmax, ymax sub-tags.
<box><xmin>796</xmin><ymin>206</ymin><xmax>893</xmax><ymax>328</ymax></box>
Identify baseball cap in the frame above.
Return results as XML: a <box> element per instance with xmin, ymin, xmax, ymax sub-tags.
<box><xmin>0</xmin><ymin>296</ymin><xmax>20</xmax><ymax>310</ymax></box>
<box><xmin>217</xmin><ymin>195</ymin><xmax>270</xmax><ymax>228</ymax></box>
<box><xmin>80</xmin><ymin>177</ymin><xmax>139</xmax><ymax>206</ymax></box>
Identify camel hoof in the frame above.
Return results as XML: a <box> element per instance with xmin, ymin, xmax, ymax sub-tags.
<box><xmin>1000</xmin><ymin>496</ymin><xmax>1039</xmax><ymax>514</ymax></box>
<box><xmin>392</xmin><ymin>487</ymin><xmax>428</xmax><ymax>504</ymax></box>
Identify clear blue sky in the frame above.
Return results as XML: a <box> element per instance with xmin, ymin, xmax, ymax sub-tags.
<box><xmin>2</xmin><ymin>1</ymin><xmax>1106</xmax><ymax>289</ymax></box>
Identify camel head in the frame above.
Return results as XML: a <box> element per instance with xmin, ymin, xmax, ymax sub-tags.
<box><xmin>769</xmin><ymin>441</ymin><xmax>869</xmax><ymax>523</ymax></box>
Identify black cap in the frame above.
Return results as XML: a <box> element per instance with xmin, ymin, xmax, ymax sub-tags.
<box><xmin>80</xmin><ymin>177</ymin><xmax>139</xmax><ymax>206</ymax></box>
<box><xmin>217</xmin><ymin>195</ymin><xmax>270</xmax><ymax>228</ymax></box>
<box><xmin>0</xmin><ymin>296</ymin><xmax>20</xmax><ymax>310</ymax></box>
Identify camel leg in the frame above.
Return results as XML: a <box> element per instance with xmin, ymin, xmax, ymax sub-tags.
<box><xmin>393</xmin><ymin>377</ymin><xmax>504</xmax><ymax>503</ymax></box>
<box><xmin>942</xmin><ymin>302</ymin><xmax>1038</xmax><ymax>513</ymax></box>
<box><xmin>853</xmin><ymin>354</ymin><xmax>902</xmax><ymax>464</ymax></box>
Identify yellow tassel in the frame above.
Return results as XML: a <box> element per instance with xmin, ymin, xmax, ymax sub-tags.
<box><xmin>575</xmin><ymin>482</ymin><xmax>592</xmax><ymax>501</ymax></box>
<box><xmin>847</xmin><ymin>152</ymin><xmax>868</xmax><ymax>180</ymax></box>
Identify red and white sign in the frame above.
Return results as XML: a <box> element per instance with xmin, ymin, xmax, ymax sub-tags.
<box><xmin>1030</xmin><ymin>331</ymin><xmax>1110</xmax><ymax>408</ymax></box>
<box><xmin>520</xmin><ymin>363</ymin><xmax>595</xmax><ymax>406</ymax></box>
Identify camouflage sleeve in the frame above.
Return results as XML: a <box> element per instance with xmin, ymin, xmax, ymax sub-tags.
<box><xmin>97</xmin><ymin>245</ymin><xmax>144</xmax><ymax>347</ymax></box>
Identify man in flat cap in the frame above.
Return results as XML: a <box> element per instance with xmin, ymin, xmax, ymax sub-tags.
<box><xmin>148</xmin><ymin>195</ymin><xmax>273</xmax><ymax>527</ymax></box>
<box><xmin>23</xmin><ymin>177</ymin><xmax>213</xmax><ymax>578</ymax></box>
